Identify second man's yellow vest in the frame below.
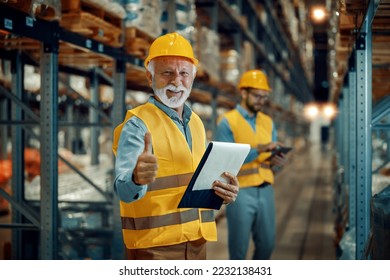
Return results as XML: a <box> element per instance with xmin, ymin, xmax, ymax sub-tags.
<box><xmin>223</xmin><ymin>109</ymin><xmax>274</xmax><ymax>187</ymax></box>
<box><xmin>113</xmin><ymin>102</ymin><xmax>217</xmax><ymax>249</ymax></box>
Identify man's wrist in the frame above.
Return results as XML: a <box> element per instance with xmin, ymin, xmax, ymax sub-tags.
<box><xmin>256</xmin><ymin>144</ymin><xmax>265</xmax><ymax>153</ymax></box>
<box><xmin>132</xmin><ymin>173</ymin><xmax>142</xmax><ymax>186</ymax></box>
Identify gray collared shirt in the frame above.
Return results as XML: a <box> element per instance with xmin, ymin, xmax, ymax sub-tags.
<box><xmin>114</xmin><ymin>96</ymin><xmax>194</xmax><ymax>203</ymax></box>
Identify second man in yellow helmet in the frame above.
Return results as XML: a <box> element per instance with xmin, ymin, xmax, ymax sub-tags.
<box><xmin>216</xmin><ymin>69</ymin><xmax>287</xmax><ymax>260</ymax></box>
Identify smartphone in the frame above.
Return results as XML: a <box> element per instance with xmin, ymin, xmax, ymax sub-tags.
<box><xmin>271</xmin><ymin>146</ymin><xmax>292</xmax><ymax>156</ymax></box>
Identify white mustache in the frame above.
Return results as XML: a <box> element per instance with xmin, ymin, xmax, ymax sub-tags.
<box><xmin>164</xmin><ymin>85</ymin><xmax>187</xmax><ymax>92</ymax></box>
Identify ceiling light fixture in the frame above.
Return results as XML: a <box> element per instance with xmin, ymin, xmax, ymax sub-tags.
<box><xmin>312</xmin><ymin>6</ymin><xmax>327</xmax><ymax>23</ymax></box>
<box><xmin>304</xmin><ymin>103</ymin><xmax>319</xmax><ymax>120</ymax></box>
<box><xmin>303</xmin><ymin>102</ymin><xmax>338</xmax><ymax>121</ymax></box>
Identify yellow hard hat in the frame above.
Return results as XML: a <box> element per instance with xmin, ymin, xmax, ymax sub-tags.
<box><xmin>144</xmin><ymin>32</ymin><xmax>198</xmax><ymax>68</ymax></box>
<box><xmin>238</xmin><ymin>69</ymin><xmax>271</xmax><ymax>92</ymax></box>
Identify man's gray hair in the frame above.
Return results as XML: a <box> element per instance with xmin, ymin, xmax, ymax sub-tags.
<box><xmin>147</xmin><ymin>59</ymin><xmax>197</xmax><ymax>77</ymax></box>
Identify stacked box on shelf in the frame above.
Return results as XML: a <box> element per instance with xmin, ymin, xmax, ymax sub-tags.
<box><xmin>0</xmin><ymin>160</ymin><xmax>11</xmax><ymax>216</ymax></box>
<box><xmin>60</xmin><ymin>0</ymin><xmax>126</xmax><ymax>47</ymax></box>
<box><xmin>279</xmin><ymin>91</ymin><xmax>292</xmax><ymax>112</ymax></box>
<box><xmin>220</xmin><ymin>49</ymin><xmax>241</xmax><ymax>85</ymax></box>
<box><xmin>193</xmin><ymin>26</ymin><xmax>220</xmax><ymax>82</ymax></box>
<box><xmin>297</xmin><ymin>0</ymin><xmax>314</xmax><ymax>86</ymax></box>
<box><xmin>220</xmin><ymin>50</ymin><xmax>239</xmax><ymax>84</ymax></box>
<box><xmin>302</xmin><ymin>35</ymin><xmax>314</xmax><ymax>85</ymax></box>
<box><xmin>0</xmin><ymin>58</ymin><xmax>10</xmax><ymax>86</ymax></box>
<box><xmin>121</xmin><ymin>0</ymin><xmax>162</xmax><ymax>58</ymax></box>
<box><xmin>161</xmin><ymin>0</ymin><xmax>196</xmax><ymax>41</ymax></box>
<box><xmin>123</xmin><ymin>0</ymin><xmax>162</xmax><ymax>37</ymax></box>
<box><xmin>241</xmin><ymin>41</ymin><xmax>255</xmax><ymax>72</ymax></box>
<box><xmin>279</xmin><ymin>0</ymin><xmax>299</xmax><ymax>48</ymax></box>
<box><xmin>3</xmin><ymin>0</ymin><xmax>61</xmax><ymax>20</ymax></box>
<box><xmin>269</xmin><ymin>75</ymin><xmax>284</xmax><ymax>105</ymax></box>
<box><xmin>227</xmin><ymin>2</ymin><xmax>248</xmax><ymax>29</ymax></box>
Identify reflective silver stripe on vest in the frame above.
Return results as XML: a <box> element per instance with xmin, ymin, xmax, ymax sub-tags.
<box><xmin>200</xmin><ymin>209</ymin><xmax>215</xmax><ymax>223</ymax></box>
<box><xmin>238</xmin><ymin>168</ymin><xmax>258</xmax><ymax>176</ymax></box>
<box><xmin>121</xmin><ymin>209</ymin><xmax>215</xmax><ymax>230</ymax></box>
<box><xmin>260</xmin><ymin>163</ymin><xmax>271</xmax><ymax>169</ymax></box>
<box><xmin>238</xmin><ymin>163</ymin><xmax>271</xmax><ymax>176</ymax></box>
<box><xmin>147</xmin><ymin>172</ymin><xmax>193</xmax><ymax>191</ymax></box>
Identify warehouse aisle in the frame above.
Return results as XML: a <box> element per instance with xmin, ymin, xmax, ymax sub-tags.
<box><xmin>207</xmin><ymin>143</ymin><xmax>337</xmax><ymax>260</ymax></box>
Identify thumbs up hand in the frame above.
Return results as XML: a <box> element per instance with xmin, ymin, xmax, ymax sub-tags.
<box><xmin>133</xmin><ymin>132</ymin><xmax>158</xmax><ymax>185</ymax></box>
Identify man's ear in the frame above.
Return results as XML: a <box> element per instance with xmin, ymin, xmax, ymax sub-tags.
<box><xmin>240</xmin><ymin>88</ymin><xmax>247</xmax><ymax>99</ymax></box>
<box><xmin>146</xmin><ymin>71</ymin><xmax>153</xmax><ymax>87</ymax></box>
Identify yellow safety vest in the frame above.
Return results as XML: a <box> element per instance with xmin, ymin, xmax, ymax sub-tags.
<box><xmin>112</xmin><ymin>102</ymin><xmax>217</xmax><ymax>249</ymax></box>
<box><xmin>223</xmin><ymin>109</ymin><xmax>274</xmax><ymax>187</ymax></box>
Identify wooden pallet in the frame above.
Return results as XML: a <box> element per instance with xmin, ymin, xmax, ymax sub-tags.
<box><xmin>62</xmin><ymin>0</ymin><xmax>122</xmax><ymax>27</ymax></box>
<box><xmin>0</xmin><ymin>36</ymin><xmax>40</xmax><ymax>51</ymax></box>
<box><xmin>4</xmin><ymin>1</ymin><xmax>123</xmax><ymax>46</ymax></box>
<box><xmin>125</xmin><ymin>27</ymin><xmax>155</xmax><ymax>59</ymax></box>
<box><xmin>125</xmin><ymin>64</ymin><xmax>148</xmax><ymax>85</ymax></box>
<box><xmin>61</xmin><ymin>0</ymin><xmax>123</xmax><ymax>47</ymax></box>
<box><xmin>61</xmin><ymin>12</ymin><xmax>122</xmax><ymax>47</ymax></box>
<box><xmin>58</xmin><ymin>42</ymin><xmax>114</xmax><ymax>68</ymax></box>
<box><xmin>0</xmin><ymin>38</ymin><xmax>114</xmax><ymax>70</ymax></box>
<box><xmin>0</xmin><ymin>29</ymin><xmax>9</xmax><ymax>37</ymax></box>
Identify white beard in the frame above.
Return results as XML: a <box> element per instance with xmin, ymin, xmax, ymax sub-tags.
<box><xmin>153</xmin><ymin>84</ymin><xmax>191</xmax><ymax>108</ymax></box>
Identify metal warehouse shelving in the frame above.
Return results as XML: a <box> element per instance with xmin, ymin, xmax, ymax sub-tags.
<box><xmin>333</xmin><ymin>0</ymin><xmax>390</xmax><ymax>259</ymax></box>
<box><xmin>0</xmin><ymin>3</ymin><xmax>128</xmax><ymax>259</ymax></box>
<box><xmin>0</xmin><ymin>0</ymin><xmax>313</xmax><ymax>259</ymax></box>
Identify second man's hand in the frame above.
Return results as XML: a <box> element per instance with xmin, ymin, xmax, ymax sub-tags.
<box><xmin>256</xmin><ymin>142</ymin><xmax>280</xmax><ymax>154</ymax></box>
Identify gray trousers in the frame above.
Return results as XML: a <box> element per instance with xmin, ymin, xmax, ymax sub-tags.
<box><xmin>226</xmin><ymin>184</ymin><xmax>276</xmax><ymax>260</ymax></box>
